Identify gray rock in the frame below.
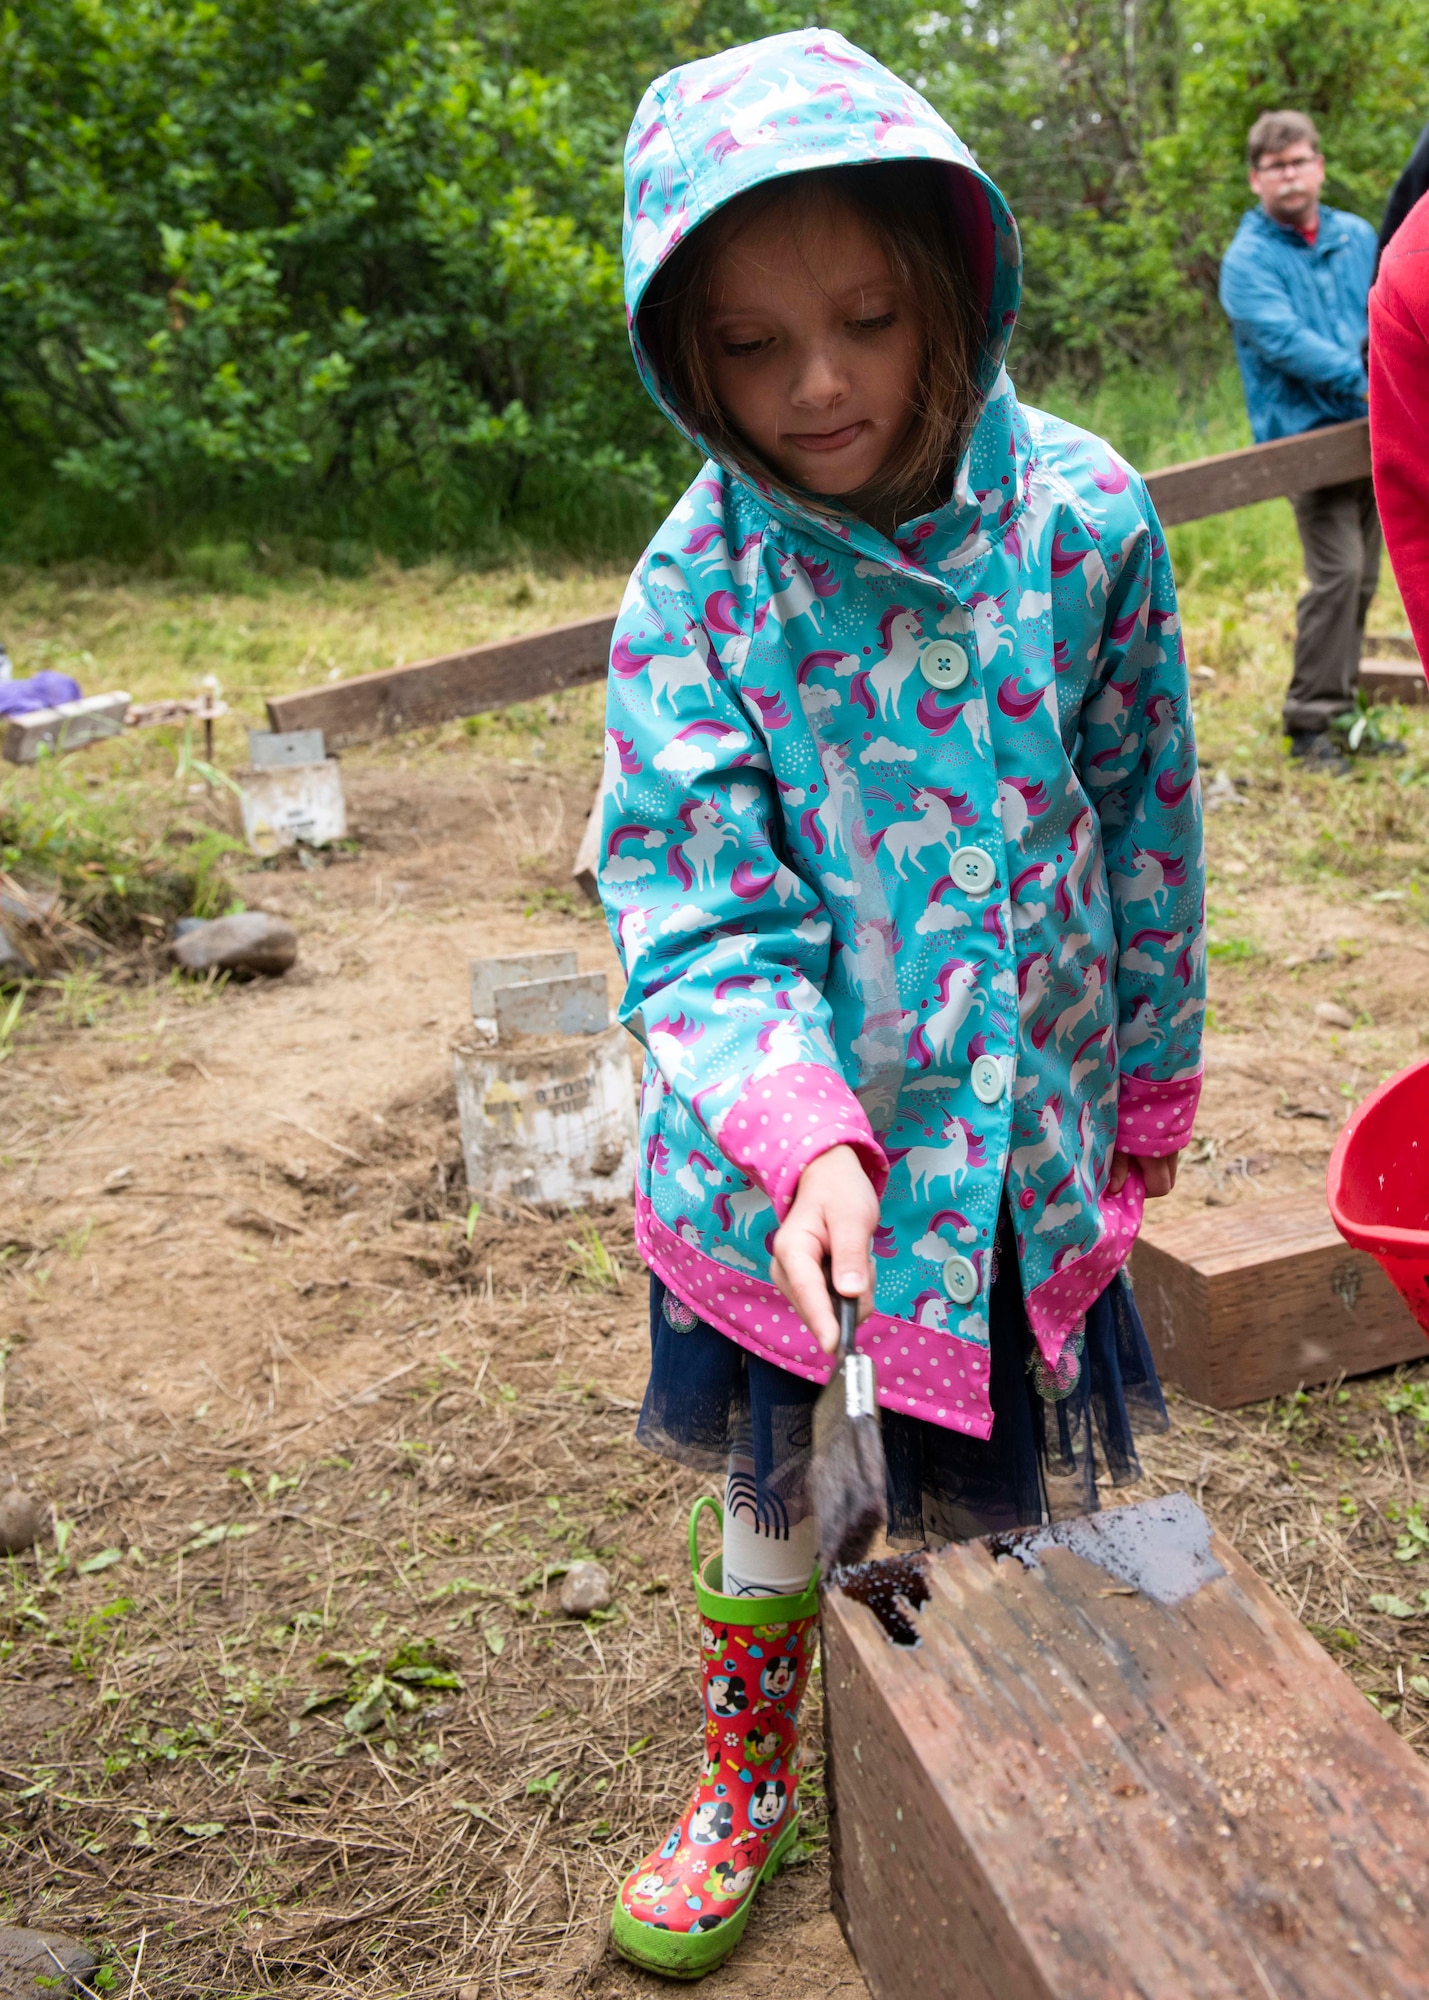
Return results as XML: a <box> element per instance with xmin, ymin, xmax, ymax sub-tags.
<box><xmin>0</xmin><ymin>1487</ymin><xmax>44</xmax><ymax>1557</ymax></box>
<box><xmin>0</xmin><ymin>888</ymin><xmax>59</xmax><ymax>932</ymax></box>
<box><xmin>1314</xmin><ymin>1000</ymin><xmax>1355</xmax><ymax>1030</ymax></box>
<box><xmin>171</xmin><ymin>912</ymin><xmax>298</xmax><ymax>977</ymax></box>
<box><xmin>0</xmin><ymin>925</ymin><xmax>30</xmax><ymax>979</ymax></box>
<box><xmin>0</xmin><ymin>1926</ymin><xmax>98</xmax><ymax>1999</ymax></box>
<box><xmin>558</xmin><ymin>1561</ymin><xmax>612</xmax><ymax>1617</ymax></box>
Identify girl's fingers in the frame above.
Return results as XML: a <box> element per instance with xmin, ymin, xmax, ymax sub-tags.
<box><xmin>1141</xmin><ymin>1153</ymin><xmax>1178</xmax><ymax>1197</ymax></box>
<box><xmin>771</xmin><ymin>1222</ymin><xmax>841</xmax><ymax>1354</ymax></box>
<box><xmin>1107</xmin><ymin>1149</ymin><xmax>1130</xmax><ymax>1195</ymax></box>
<box><xmin>826</xmin><ymin>1206</ymin><xmax>874</xmax><ymax>1317</ymax></box>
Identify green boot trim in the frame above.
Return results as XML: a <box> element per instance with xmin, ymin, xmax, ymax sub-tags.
<box><xmin>609</xmin><ymin>1813</ymin><xmax>801</xmax><ymax>1981</ymax></box>
<box><xmin>687</xmin><ymin>1495</ymin><xmax>820</xmax><ymax>1624</ymax></box>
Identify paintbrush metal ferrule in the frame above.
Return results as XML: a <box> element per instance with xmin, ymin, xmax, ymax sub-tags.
<box><xmin>844</xmin><ymin>1351</ymin><xmax>877</xmax><ymax>1420</ymax></box>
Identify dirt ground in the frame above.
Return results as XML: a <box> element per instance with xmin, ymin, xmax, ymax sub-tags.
<box><xmin>2</xmin><ymin>709</ymin><xmax>1429</xmax><ymax>1996</ymax></box>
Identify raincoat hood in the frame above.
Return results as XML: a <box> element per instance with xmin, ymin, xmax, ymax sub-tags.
<box><xmin>622</xmin><ymin>31</ymin><xmax>1022</xmax><ymax>505</ymax></box>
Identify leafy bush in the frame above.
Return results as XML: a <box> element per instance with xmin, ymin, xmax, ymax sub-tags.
<box><xmin>3</xmin><ymin>0</ymin><xmax>1426</xmax><ymax>563</ymax></box>
<box><xmin>0</xmin><ymin>0</ymin><xmax>682</xmax><ymax>555</ymax></box>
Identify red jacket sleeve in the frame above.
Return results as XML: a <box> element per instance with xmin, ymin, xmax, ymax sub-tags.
<box><xmin>1369</xmin><ymin>192</ymin><xmax>1429</xmax><ymax>674</ymax></box>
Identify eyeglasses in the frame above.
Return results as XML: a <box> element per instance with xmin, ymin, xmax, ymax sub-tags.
<box><xmin>1255</xmin><ymin>153</ymin><xmax>1320</xmax><ymax>178</ymax></box>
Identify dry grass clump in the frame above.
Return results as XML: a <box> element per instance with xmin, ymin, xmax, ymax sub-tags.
<box><xmin>0</xmin><ymin>1297</ymin><xmax>720</xmax><ymax>1998</ymax></box>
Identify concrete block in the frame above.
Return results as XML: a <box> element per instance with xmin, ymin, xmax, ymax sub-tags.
<box><xmin>248</xmin><ymin>727</ymin><xmax>327</xmax><ymax>766</ymax></box>
<box><xmin>237</xmin><ymin>758</ymin><xmax>346</xmax><ymax>854</ymax></box>
<box><xmin>453</xmin><ymin>1023</ymin><xmax>637</xmax><ymax>1207</ymax></box>
<box><xmin>3</xmin><ymin>691</ymin><xmax>131</xmax><ymax>764</ymax></box>
<box><xmin>469</xmin><ymin>950</ymin><xmax>577</xmax><ymax>1021</ymax></box>
<box><xmin>493</xmin><ymin>972</ymin><xmax>608</xmax><ymax>1042</ymax></box>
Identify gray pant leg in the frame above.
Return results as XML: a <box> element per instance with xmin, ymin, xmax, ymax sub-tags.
<box><xmin>1284</xmin><ymin>476</ymin><xmax>1381</xmax><ymax>735</ymax></box>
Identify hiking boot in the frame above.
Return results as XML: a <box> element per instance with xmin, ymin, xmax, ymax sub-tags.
<box><xmin>1288</xmin><ymin>730</ymin><xmax>1350</xmax><ymax>776</ymax></box>
<box><xmin>609</xmin><ymin>1497</ymin><xmax>819</xmax><ymax>1981</ymax></box>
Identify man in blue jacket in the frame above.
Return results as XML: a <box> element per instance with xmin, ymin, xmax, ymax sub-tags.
<box><xmin>1220</xmin><ymin>110</ymin><xmax>1382</xmax><ymax>773</ymax></box>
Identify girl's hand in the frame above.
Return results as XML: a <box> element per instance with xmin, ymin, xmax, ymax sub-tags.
<box><xmin>1108</xmin><ymin>1149</ymin><xmax>1180</xmax><ymax>1199</ymax></box>
<box><xmin>770</xmin><ymin>1144</ymin><xmax>879</xmax><ymax>1357</ymax></box>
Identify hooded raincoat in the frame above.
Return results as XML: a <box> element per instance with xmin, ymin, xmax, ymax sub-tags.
<box><xmin>599</xmin><ymin>31</ymin><xmax>1205</xmax><ymax>1442</ymax></box>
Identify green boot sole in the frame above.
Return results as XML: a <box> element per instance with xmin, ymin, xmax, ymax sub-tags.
<box><xmin>608</xmin><ymin>1813</ymin><xmax>801</xmax><ymax>1981</ymax></box>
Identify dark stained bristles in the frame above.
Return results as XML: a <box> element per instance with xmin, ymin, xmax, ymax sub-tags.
<box><xmin>811</xmin><ymin>1292</ymin><xmax>889</xmax><ymax>1573</ymax></box>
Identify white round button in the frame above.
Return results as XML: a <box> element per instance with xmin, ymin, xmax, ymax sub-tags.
<box><xmin>918</xmin><ymin>638</ymin><xmax>971</xmax><ymax>691</ymax></box>
<box><xmin>971</xmin><ymin>1055</ymin><xmax>1005</xmax><ymax>1104</ymax></box>
<box><xmin>943</xmin><ymin>1254</ymin><xmax>979</xmax><ymax>1305</ymax></box>
<box><xmin>950</xmin><ymin>846</ymin><xmax>997</xmax><ymax>896</ymax></box>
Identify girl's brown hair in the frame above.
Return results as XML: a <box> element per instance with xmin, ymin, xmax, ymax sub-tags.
<box><xmin>639</xmin><ymin>160</ymin><xmax>987</xmax><ymax>530</ymax></box>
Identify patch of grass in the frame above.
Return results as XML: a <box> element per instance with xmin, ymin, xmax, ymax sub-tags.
<box><xmin>565</xmin><ymin>1222</ymin><xmax>624</xmax><ymax>1292</ymax></box>
<box><xmin>0</xmin><ymin>752</ymin><xmax>247</xmax><ymax>947</ymax></box>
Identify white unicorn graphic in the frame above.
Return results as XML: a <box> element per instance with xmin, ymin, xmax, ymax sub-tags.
<box><xmin>875</xmin><ymin>789</ymin><xmax>968</xmax><ymax>879</ymax></box>
<box><xmin>896</xmin><ymin>1113</ymin><xmax>984</xmax><ymax>1197</ymax></box>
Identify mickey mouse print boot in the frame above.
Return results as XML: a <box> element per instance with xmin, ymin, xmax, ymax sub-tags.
<box><xmin>610</xmin><ymin>1497</ymin><xmax>819</xmax><ymax>1980</ymax></box>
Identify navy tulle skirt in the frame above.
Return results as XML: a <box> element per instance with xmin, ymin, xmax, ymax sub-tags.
<box><xmin>637</xmin><ymin>1221</ymin><xmax>1169</xmax><ymax>1545</ymax></box>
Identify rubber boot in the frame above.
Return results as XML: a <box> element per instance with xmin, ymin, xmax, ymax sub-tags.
<box><xmin>609</xmin><ymin>1496</ymin><xmax>819</xmax><ymax>1981</ymax></box>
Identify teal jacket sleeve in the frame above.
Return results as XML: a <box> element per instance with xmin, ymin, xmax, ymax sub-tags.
<box><xmin>1075</xmin><ymin>485</ymin><xmax>1205</xmax><ymax>1157</ymax></box>
<box><xmin>597</xmin><ymin>558</ymin><xmax>889</xmax><ymax>1217</ymax></box>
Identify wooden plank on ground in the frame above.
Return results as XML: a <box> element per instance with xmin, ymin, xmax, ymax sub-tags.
<box><xmin>1129</xmin><ymin>1189</ymin><xmax>1425</xmax><ymax>1408</ymax></box>
<box><xmin>824</xmin><ymin>1494</ymin><xmax>1429</xmax><ymax>2000</ymax></box>
<box><xmin>572</xmin><ymin>784</ymin><xmax>602</xmax><ymax>904</ymax></box>
<box><xmin>254</xmin><ymin>422</ymin><xmax>1380</xmax><ymax>746</ymax></box>
<box><xmin>1361</xmin><ymin>656</ymin><xmax>1426</xmax><ymax>706</ymax></box>
<box><xmin>1143</xmin><ymin>417</ymin><xmax>1370</xmax><ymax>527</ymax></box>
<box><xmin>264</xmin><ymin>613</ymin><xmax>616</xmax><ymax>751</ymax></box>
<box><xmin>3</xmin><ymin>691</ymin><xmax>132</xmax><ymax>765</ymax></box>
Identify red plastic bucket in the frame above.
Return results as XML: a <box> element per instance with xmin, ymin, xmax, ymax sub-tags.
<box><xmin>1327</xmin><ymin>1057</ymin><xmax>1429</xmax><ymax>1337</ymax></box>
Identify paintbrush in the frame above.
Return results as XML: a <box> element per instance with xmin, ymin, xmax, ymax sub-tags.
<box><xmin>811</xmin><ymin>1286</ymin><xmax>888</xmax><ymax>1574</ymax></box>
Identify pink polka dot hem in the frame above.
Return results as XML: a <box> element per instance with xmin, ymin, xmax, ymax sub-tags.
<box><xmin>1024</xmin><ymin>1167</ymin><xmax>1146</xmax><ymax>1371</ymax></box>
<box><xmin>634</xmin><ymin>1191</ymin><xmax>994</xmax><ymax>1442</ymax></box>
<box><xmin>718</xmin><ymin>1064</ymin><xmax>890</xmax><ymax>1220</ymax></box>
<box><xmin>1115</xmin><ymin>1067</ymin><xmax>1202</xmax><ymax>1159</ymax></box>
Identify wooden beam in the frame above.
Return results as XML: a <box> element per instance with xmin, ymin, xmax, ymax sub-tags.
<box><xmin>572</xmin><ymin>785</ymin><xmax>602</xmax><ymax>904</ymax></box>
<box><xmin>254</xmin><ymin>422</ymin><xmax>1380</xmax><ymax>750</ymax></box>
<box><xmin>3</xmin><ymin>691</ymin><xmax>132</xmax><ymax>765</ymax></box>
<box><xmin>1129</xmin><ymin>1190</ymin><xmax>1425</xmax><ymax>1408</ymax></box>
<box><xmin>1361</xmin><ymin>655</ymin><xmax>1427</xmax><ymax>706</ymax></box>
<box><xmin>824</xmin><ymin>1495</ymin><xmax>1429</xmax><ymax>2000</ymax></box>
<box><xmin>264</xmin><ymin>613</ymin><xmax>616</xmax><ymax>751</ymax></box>
<box><xmin>1143</xmin><ymin>417</ymin><xmax>1370</xmax><ymax>527</ymax></box>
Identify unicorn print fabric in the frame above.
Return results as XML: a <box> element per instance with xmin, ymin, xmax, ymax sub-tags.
<box><xmin>600</xmin><ymin>30</ymin><xmax>1205</xmax><ymax>1442</ymax></box>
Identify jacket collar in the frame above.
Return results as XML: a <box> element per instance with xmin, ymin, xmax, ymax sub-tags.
<box><xmin>1251</xmin><ymin>203</ymin><xmax>1345</xmax><ymax>254</ymax></box>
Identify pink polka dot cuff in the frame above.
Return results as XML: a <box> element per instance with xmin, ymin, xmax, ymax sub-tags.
<box><xmin>719</xmin><ymin>1064</ymin><xmax>891</xmax><ymax>1220</ymax></box>
<box><xmin>1025</xmin><ymin>1166</ymin><xmax>1146</xmax><ymax>1369</ymax></box>
<box><xmin>1115</xmin><ymin>1067</ymin><xmax>1202</xmax><ymax>1158</ymax></box>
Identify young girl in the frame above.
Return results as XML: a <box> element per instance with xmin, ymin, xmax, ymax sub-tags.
<box><xmin>600</xmin><ymin>29</ymin><xmax>1204</xmax><ymax>1979</ymax></box>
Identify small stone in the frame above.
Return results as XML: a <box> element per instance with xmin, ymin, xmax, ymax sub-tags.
<box><xmin>0</xmin><ymin>923</ymin><xmax>30</xmax><ymax>978</ymax></box>
<box><xmin>171</xmin><ymin>912</ymin><xmax>298</xmax><ymax>977</ymax></box>
<box><xmin>0</xmin><ymin>1486</ymin><xmax>44</xmax><ymax>1556</ymax></box>
<box><xmin>0</xmin><ymin>1925</ymin><xmax>98</xmax><ymax>1998</ymax></box>
<box><xmin>1314</xmin><ymin>1000</ymin><xmax>1355</xmax><ymax>1029</ymax></box>
<box><xmin>558</xmin><ymin>1561</ymin><xmax>612</xmax><ymax>1617</ymax></box>
<box><xmin>458</xmin><ymin>1984</ymin><xmax>482</xmax><ymax>2000</ymax></box>
<box><xmin>0</xmin><ymin>886</ymin><xmax>59</xmax><ymax>931</ymax></box>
